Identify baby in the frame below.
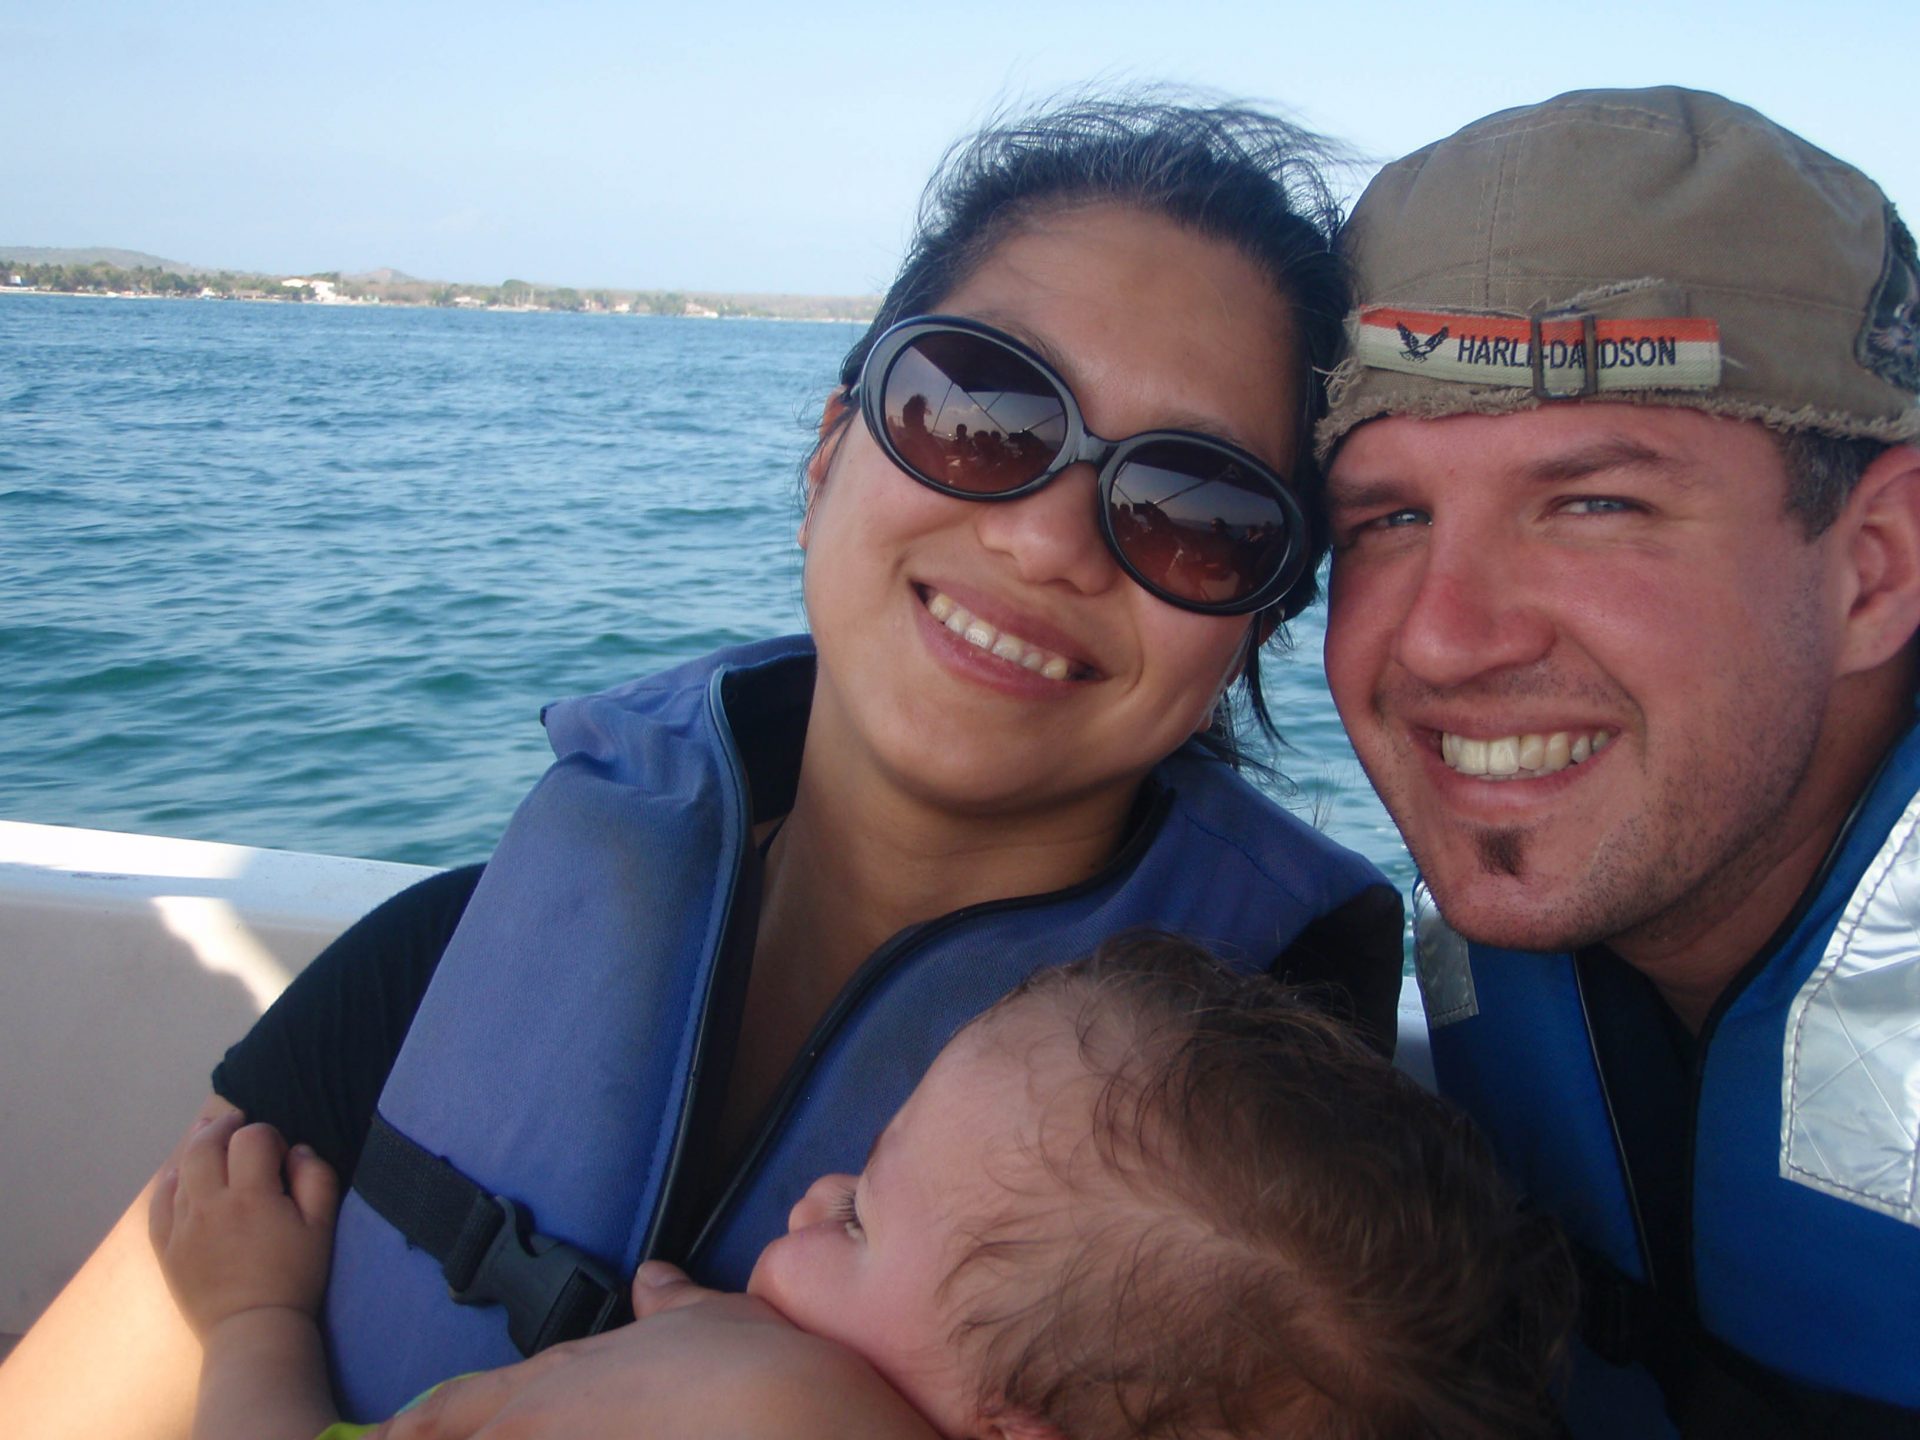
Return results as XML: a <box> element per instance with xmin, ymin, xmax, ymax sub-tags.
<box><xmin>152</xmin><ymin>933</ymin><xmax>1573</xmax><ymax>1440</ymax></box>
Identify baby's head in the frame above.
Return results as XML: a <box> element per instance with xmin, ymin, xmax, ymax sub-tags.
<box><xmin>747</xmin><ymin>933</ymin><xmax>1573</xmax><ymax>1439</ymax></box>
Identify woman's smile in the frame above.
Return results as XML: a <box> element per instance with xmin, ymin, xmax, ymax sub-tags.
<box><xmin>918</xmin><ymin>585</ymin><xmax>1096</xmax><ymax>683</ymax></box>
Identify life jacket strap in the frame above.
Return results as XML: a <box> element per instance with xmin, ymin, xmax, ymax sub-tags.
<box><xmin>354</xmin><ymin>1113</ymin><xmax>632</xmax><ymax>1355</ymax></box>
<box><xmin>1577</xmin><ymin>1247</ymin><xmax>1920</xmax><ymax>1437</ymax></box>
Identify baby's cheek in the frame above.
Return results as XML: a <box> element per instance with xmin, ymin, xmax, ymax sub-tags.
<box><xmin>743</xmin><ymin>1230</ymin><xmax>827</xmax><ymax>1334</ymax></box>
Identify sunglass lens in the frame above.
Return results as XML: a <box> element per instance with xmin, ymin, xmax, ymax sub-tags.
<box><xmin>1108</xmin><ymin>442</ymin><xmax>1292</xmax><ymax>607</ymax></box>
<box><xmin>882</xmin><ymin>332</ymin><xmax>1067</xmax><ymax>494</ymax></box>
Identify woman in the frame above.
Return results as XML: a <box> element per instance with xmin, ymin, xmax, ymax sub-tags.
<box><xmin>1</xmin><ymin>96</ymin><xmax>1401</xmax><ymax>1438</ymax></box>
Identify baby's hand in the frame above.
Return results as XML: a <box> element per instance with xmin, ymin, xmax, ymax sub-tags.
<box><xmin>148</xmin><ymin>1111</ymin><xmax>340</xmax><ymax>1337</ymax></box>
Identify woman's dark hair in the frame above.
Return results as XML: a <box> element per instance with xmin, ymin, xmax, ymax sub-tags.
<box><xmin>814</xmin><ymin>93</ymin><xmax>1351</xmax><ymax>754</ymax></box>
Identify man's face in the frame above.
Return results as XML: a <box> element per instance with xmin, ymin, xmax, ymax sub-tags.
<box><xmin>1323</xmin><ymin>406</ymin><xmax>1851</xmax><ymax>960</ymax></box>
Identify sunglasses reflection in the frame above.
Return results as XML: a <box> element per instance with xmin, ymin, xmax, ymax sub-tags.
<box><xmin>892</xmin><ymin>388</ymin><xmax>1061</xmax><ymax>495</ymax></box>
<box><xmin>1109</xmin><ymin>497</ymin><xmax>1280</xmax><ymax>606</ymax></box>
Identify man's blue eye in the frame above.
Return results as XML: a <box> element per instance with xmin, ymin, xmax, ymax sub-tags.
<box><xmin>1331</xmin><ymin>505</ymin><xmax>1430</xmax><ymax>550</ymax></box>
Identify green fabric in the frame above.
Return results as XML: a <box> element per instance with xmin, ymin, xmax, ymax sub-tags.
<box><xmin>313</xmin><ymin>1377</ymin><xmax>469</xmax><ymax>1438</ymax></box>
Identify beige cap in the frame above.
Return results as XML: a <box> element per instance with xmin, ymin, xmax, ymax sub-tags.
<box><xmin>1318</xmin><ymin>87</ymin><xmax>1920</xmax><ymax>460</ymax></box>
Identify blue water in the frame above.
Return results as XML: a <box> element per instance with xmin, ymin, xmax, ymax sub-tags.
<box><xmin>0</xmin><ymin>292</ymin><xmax>1409</xmax><ymax>894</ymax></box>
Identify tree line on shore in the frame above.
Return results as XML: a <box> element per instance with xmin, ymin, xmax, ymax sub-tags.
<box><xmin>1</xmin><ymin>259</ymin><xmax>876</xmax><ymax>321</ymax></box>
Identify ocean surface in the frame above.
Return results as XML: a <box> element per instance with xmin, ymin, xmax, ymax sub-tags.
<box><xmin>0</xmin><ymin>292</ymin><xmax>1411</xmax><ymax>898</ymax></box>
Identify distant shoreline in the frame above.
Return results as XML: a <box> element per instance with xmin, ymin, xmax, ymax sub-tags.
<box><xmin>2</xmin><ymin>251</ymin><xmax>879</xmax><ymax>322</ymax></box>
<box><xmin>0</xmin><ymin>287</ymin><xmax>868</xmax><ymax>322</ymax></box>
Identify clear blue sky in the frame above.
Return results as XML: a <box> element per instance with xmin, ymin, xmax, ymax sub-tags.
<box><xmin>8</xmin><ymin>0</ymin><xmax>1913</xmax><ymax>294</ymax></box>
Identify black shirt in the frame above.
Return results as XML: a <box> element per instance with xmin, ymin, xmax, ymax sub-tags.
<box><xmin>213</xmin><ymin>864</ymin><xmax>486</xmax><ymax>1178</ymax></box>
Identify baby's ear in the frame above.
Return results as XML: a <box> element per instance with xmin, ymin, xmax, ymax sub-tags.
<box><xmin>980</xmin><ymin>1410</ymin><xmax>1069</xmax><ymax>1440</ymax></box>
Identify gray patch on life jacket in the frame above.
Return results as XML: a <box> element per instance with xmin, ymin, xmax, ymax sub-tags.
<box><xmin>1781</xmin><ymin>789</ymin><xmax>1920</xmax><ymax>1229</ymax></box>
<box><xmin>1413</xmin><ymin>880</ymin><xmax>1478</xmax><ymax>1028</ymax></box>
<box><xmin>1858</xmin><ymin>206</ymin><xmax>1920</xmax><ymax>395</ymax></box>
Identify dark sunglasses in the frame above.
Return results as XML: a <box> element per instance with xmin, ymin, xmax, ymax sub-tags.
<box><xmin>853</xmin><ymin>315</ymin><xmax>1308</xmax><ymax>616</ymax></box>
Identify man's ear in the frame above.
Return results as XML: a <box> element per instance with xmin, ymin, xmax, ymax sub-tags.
<box><xmin>800</xmin><ymin>389</ymin><xmax>856</xmax><ymax>549</ymax></box>
<box><xmin>1836</xmin><ymin>443</ymin><xmax>1920</xmax><ymax>676</ymax></box>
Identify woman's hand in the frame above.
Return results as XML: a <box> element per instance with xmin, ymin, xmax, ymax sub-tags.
<box><xmin>368</xmin><ymin>1262</ymin><xmax>939</xmax><ymax>1440</ymax></box>
<box><xmin>148</xmin><ymin>1110</ymin><xmax>340</xmax><ymax>1337</ymax></box>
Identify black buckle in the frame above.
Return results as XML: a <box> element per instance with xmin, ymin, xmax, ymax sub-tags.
<box><xmin>1580</xmin><ymin>1266</ymin><xmax>1639</xmax><ymax>1366</ymax></box>
<box><xmin>448</xmin><ymin>1197</ymin><xmax>629</xmax><ymax>1355</ymax></box>
<box><xmin>1529</xmin><ymin>311</ymin><xmax>1600</xmax><ymax>399</ymax></box>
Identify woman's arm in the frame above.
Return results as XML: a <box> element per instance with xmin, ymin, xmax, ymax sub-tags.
<box><xmin>0</xmin><ymin>867</ymin><xmax>477</xmax><ymax>1440</ymax></box>
<box><xmin>0</xmin><ymin>1094</ymin><xmax>234</xmax><ymax>1440</ymax></box>
<box><xmin>369</xmin><ymin>1264</ymin><xmax>939</xmax><ymax>1440</ymax></box>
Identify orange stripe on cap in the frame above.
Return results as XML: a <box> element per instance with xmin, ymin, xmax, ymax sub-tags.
<box><xmin>1354</xmin><ymin>306</ymin><xmax>1722</xmax><ymax>396</ymax></box>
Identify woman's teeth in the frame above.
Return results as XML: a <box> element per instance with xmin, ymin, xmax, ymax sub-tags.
<box><xmin>1440</xmin><ymin>729</ymin><xmax>1612</xmax><ymax>780</ymax></box>
<box><xmin>925</xmin><ymin>591</ymin><xmax>1074</xmax><ymax>680</ymax></box>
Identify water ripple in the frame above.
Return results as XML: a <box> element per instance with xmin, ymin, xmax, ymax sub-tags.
<box><xmin>0</xmin><ymin>294</ymin><xmax>1411</xmax><ymax>907</ymax></box>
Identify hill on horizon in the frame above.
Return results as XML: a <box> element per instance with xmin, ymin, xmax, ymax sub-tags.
<box><xmin>1</xmin><ymin>246</ymin><xmax>204</xmax><ymax>274</ymax></box>
<box><xmin>0</xmin><ymin>248</ymin><xmax>427</xmax><ymax>283</ymax></box>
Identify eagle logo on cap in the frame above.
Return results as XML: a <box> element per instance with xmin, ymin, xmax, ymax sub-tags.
<box><xmin>1861</xmin><ymin>207</ymin><xmax>1920</xmax><ymax>394</ymax></box>
<box><xmin>1396</xmin><ymin>322</ymin><xmax>1449</xmax><ymax>363</ymax></box>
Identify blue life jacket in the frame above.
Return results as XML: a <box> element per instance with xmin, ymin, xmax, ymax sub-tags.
<box><xmin>1416</xmin><ymin>715</ymin><xmax>1920</xmax><ymax>1437</ymax></box>
<box><xmin>323</xmin><ymin>635</ymin><xmax>1395</xmax><ymax>1421</ymax></box>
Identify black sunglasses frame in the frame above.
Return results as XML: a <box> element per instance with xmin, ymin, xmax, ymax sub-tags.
<box><xmin>853</xmin><ymin>315</ymin><xmax>1309</xmax><ymax>617</ymax></box>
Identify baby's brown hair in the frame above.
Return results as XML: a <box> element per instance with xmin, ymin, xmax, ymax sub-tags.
<box><xmin>947</xmin><ymin>932</ymin><xmax>1574</xmax><ymax>1440</ymax></box>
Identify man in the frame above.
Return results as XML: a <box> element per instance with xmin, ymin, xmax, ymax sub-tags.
<box><xmin>1319</xmin><ymin>88</ymin><xmax>1920</xmax><ymax>1437</ymax></box>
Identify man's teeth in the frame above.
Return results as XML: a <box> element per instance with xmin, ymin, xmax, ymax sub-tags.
<box><xmin>1440</xmin><ymin>729</ymin><xmax>1612</xmax><ymax>780</ymax></box>
<box><xmin>925</xmin><ymin>591</ymin><xmax>1073</xmax><ymax>680</ymax></box>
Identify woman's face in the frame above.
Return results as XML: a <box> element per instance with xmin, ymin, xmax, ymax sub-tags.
<box><xmin>803</xmin><ymin>203</ymin><xmax>1302</xmax><ymax>823</ymax></box>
